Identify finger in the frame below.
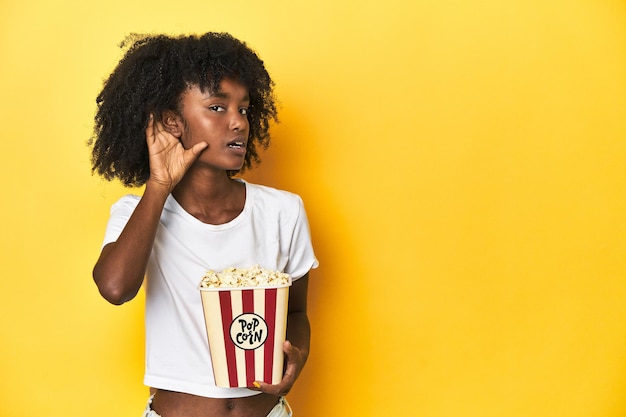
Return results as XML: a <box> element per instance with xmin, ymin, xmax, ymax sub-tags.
<box><xmin>181</xmin><ymin>142</ymin><xmax>208</xmax><ymax>167</ymax></box>
<box><xmin>146</xmin><ymin>115</ymin><xmax>171</xmax><ymax>148</ymax></box>
<box><xmin>251</xmin><ymin>342</ymin><xmax>298</xmax><ymax>396</ymax></box>
<box><xmin>189</xmin><ymin>141</ymin><xmax>208</xmax><ymax>156</ymax></box>
<box><xmin>145</xmin><ymin>114</ymin><xmax>154</xmax><ymax>142</ymax></box>
<box><xmin>152</xmin><ymin>118</ymin><xmax>167</xmax><ymax>139</ymax></box>
<box><xmin>252</xmin><ymin>379</ymin><xmax>293</xmax><ymax>397</ymax></box>
<box><xmin>283</xmin><ymin>340</ymin><xmax>302</xmax><ymax>369</ymax></box>
<box><xmin>281</xmin><ymin>352</ymin><xmax>299</xmax><ymax>382</ymax></box>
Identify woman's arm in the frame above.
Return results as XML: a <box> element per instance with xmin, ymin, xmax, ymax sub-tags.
<box><xmin>255</xmin><ymin>273</ymin><xmax>311</xmax><ymax>396</ymax></box>
<box><xmin>93</xmin><ymin>183</ymin><xmax>170</xmax><ymax>305</ymax></box>
<box><xmin>93</xmin><ymin>116</ymin><xmax>207</xmax><ymax>305</ymax></box>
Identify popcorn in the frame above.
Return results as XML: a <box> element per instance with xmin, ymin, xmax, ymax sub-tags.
<box><xmin>199</xmin><ymin>265</ymin><xmax>290</xmax><ymax>289</ymax></box>
<box><xmin>198</xmin><ymin>265</ymin><xmax>292</xmax><ymax>387</ymax></box>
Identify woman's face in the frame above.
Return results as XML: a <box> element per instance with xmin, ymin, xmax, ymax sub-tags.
<box><xmin>178</xmin><ymin>78</ymin><xmax>251</xmax><ymax>172</ymax></box>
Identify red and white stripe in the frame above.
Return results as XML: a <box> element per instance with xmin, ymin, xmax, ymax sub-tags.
<box><xmin>200</xmin><ymin>286</ymin><xmax>290</xmax><ymax>388</ymax></box>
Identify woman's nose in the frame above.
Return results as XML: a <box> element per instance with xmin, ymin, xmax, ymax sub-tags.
<box><xmin>229</xmin><ymin>110</ymin><xmax>247</xmax><ymax>131</ymax></box>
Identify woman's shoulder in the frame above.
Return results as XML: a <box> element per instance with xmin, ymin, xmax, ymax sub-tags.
<box><xmin>243</xmin><ymin>181</ymin><xmax>305</xmax><ymax>218</ymax></box>
<box><xmin>245</xmin><ymin>181</ymin><xmax>303</xmax><ymax>205</ymax></box>
<box><xmin>108</xmin><ymin>194</ymin><xmax>141</xmax><ymax>215</ymax></box>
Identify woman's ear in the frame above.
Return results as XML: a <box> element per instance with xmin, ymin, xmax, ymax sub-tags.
<box><xmin>161</xmin><ymin>110</ymin><xmax>184</xmax><ymax>138</ymax></box>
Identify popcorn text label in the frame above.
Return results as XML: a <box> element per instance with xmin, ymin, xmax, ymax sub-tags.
<box><xmin>230</xmin><ymin>313</ymin><xmax>268</xmax><ymax>350</ymax></box>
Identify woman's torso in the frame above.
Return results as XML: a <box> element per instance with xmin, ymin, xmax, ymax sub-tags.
<box><xmin>151</xmin><ymin>389</ymin><xmax>280</xmax><ymax>417</ymax></box>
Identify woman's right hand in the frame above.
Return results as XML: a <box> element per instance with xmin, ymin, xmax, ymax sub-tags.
<box><xmin>145</xmin><ymin>114</ymin><xmax>208</xmax><ymax>193</ymax></box>
<box><xmin>93</xmin><ymin>114</ymin><xmax>207</xmax><ymax>305</ymax></box>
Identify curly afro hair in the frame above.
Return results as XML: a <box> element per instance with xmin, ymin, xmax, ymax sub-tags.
<box><xmin>89</xmin><ymin>32</ymin><xmax>278</xmax><ymax>187</ymax></box>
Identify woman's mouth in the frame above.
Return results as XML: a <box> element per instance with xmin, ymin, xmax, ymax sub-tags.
<box><xmin>227</xmin><ymin>140</ymin><xmax>247</xmax><ymax>155</ymax></box>
<box><xmin>227</xmin><ymin>141</ymin><xmax>246</xmax><ymax>149</ymax></box>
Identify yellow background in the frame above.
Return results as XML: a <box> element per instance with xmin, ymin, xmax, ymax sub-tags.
<box><xmin>1</xmin><ymin>0</ymin><xmax>626</xmax><ymax>416</ymax></box>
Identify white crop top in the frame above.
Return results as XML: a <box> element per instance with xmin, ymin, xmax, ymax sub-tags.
<box><xmin>102</xmin><ymin>180</ymin><xmax>318</xmax><ymax>398</ymax></box>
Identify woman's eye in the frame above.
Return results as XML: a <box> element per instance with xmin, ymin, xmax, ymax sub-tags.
<box><xmin>208</xmin><ymin>105</ymin><xmax>225</xmax><ymax>112</ymax></box>
<box><xmin>239</xmin><ymin>107</ymin><xmax>249</xmax><ymax>116</ymax></box>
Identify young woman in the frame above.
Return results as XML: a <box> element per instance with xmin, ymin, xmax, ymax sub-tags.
<box><xmin>90</xmin><ymin>32</ymin><xmax>318</xmax><ymax>417</ymax></box>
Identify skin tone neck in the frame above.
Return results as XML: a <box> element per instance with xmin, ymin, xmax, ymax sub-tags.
<box><xmin>171</xmin><ymin>168</ymin><xmax>246</xmax><ymax>225</ymax></box>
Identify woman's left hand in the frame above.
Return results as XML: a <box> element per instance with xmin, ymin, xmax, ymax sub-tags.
<box><xmin>254</xmin><ymin>274</ymin><xmax>310</xmax><ymax>396</ymax></box>
<box><xmin>253</xmin><ymin>340</ymin><xmax>307</xmax><ymax>396</ymax></box>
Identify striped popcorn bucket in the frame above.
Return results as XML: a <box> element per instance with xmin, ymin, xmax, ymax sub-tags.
<box><xmin>199</xmin><ymin>280</ymin><xmax>291</xmax><ymax>388</ymax></box>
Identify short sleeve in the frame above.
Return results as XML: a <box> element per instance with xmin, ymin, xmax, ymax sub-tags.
<box><xmin>285</xmin><ymin>196</ymin><xmax>319</xmax><ymax>280</ymax></box>
<box><xmin>101</xmin><ymin>195</ymin><xmax>141</xmax><ymax>248</ymax></box>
